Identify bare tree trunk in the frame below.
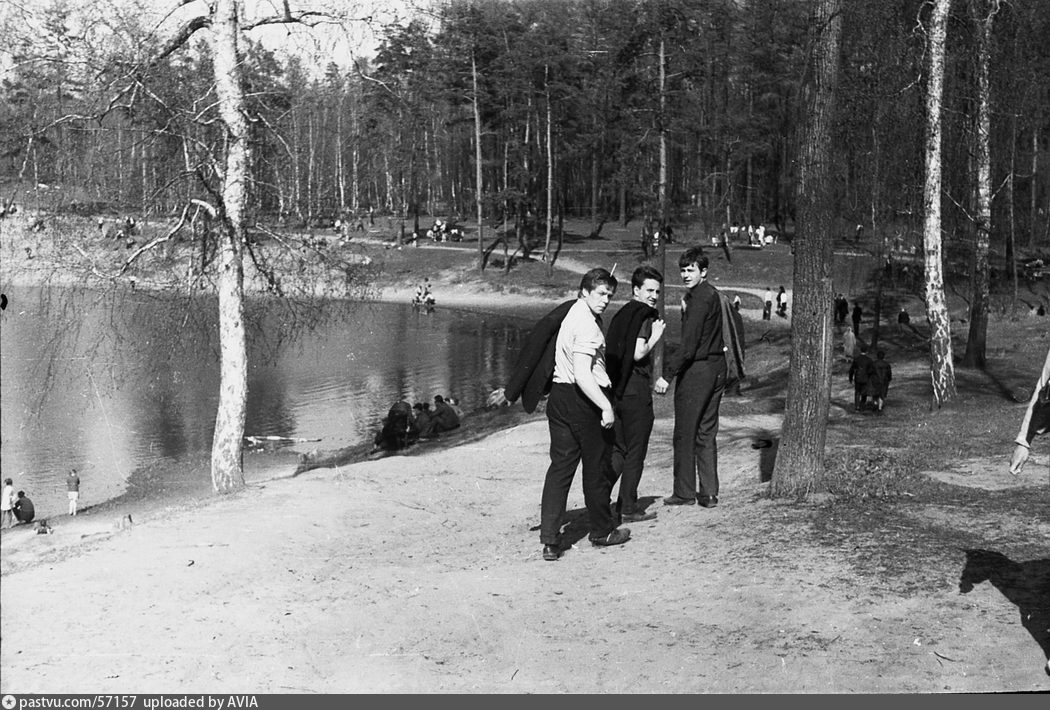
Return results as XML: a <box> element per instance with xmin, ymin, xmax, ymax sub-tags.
<box><xmin>1032</xmin><ymin>125</ymin><xmax>1039</xmax><ymax>248</ymax></box>
<box><xmin>962</xmin><ymin>0</ymin><xmax>999</xmax><ymax>369</ymax></box>
<box><xmin>771</xmin><ymin>0</ymin><xmax>841</xmax><ymax>498</ymax></box>
<box><xmin>472</xmin><ymin>52</ymin><xmax>484</xmax><ymax>269</ymax></box>
<box><xmin>543</xmin><ymin>64</ymin><xmax>554</xmax><ymax>273</ymax></box>
<box><xmin>870</xmin><ymin>125</ymin><xmax>884</xmax><ymax>352</ymax></box>
<box><xmin>1007</xmin><ymin>112</ymin><xmax>1017</xmax><ymax>308</ymax></box>
<box><xmin>658</xmin><ymin>37</ymin><xmax>668</xmax><ymax>232</ymax></box>
<box><xmin>923</xmin><ymin>0</ymin><xmax>958</xmax><ymax>407</ymax></box>
<box><xmin>208</xmin><ymin>0</ymin><xmax>249</xmax><ymax>494</ymax></box>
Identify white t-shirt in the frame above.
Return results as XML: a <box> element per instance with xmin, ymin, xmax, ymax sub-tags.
<box><xmin>553</xmin><ymin>299</ymin><xmax>611</xmax><ymax>388</ymax></box>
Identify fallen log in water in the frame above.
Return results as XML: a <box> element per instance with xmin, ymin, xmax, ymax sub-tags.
<box><xmin>293</xmin><ymin>443</ymin><xmax>376</xmax><ymax>476</ymax></box>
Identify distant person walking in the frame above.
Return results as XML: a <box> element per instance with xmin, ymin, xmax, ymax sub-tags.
<box><xmin>842</xmin><ymin>328</ymin><xmax>858</xmax><ymax>362</ymax></box>
<box><xmin>848</xmin><ymin>345</ymin><xmax>875</xmax><ymax>411</ymax></box>
<box><xmin>871</xmin><ymin>350</ymin><xmax>892</xmax><ymax>412</ymax></box>
<box><xmin>897</xmin><ymin>307</ymin><xmax>911</xmax><ymax>336</ymax></box>
<box><xmin>851</xmin><ymin>303</ymin><xmax>863</xmax><ymax>336</ymax></box>
<box><xmin>1009</xmin><ymin>345</ymin><xmax>1050</xmax><ymax>479</ymax></box>
<box><xmin>835</xmin><ymin>294</ymin><xmax>849</xmax><ymax>325</ymax></box>
<box><xmin>67</xmin><ymin>468</ymin><xmax>80</xmax><ymax>516</ymax></box>
<box><xmin>775</xmin><ymin>286</ymin><xmax>788</xmax><ymax>318</ymax></box>
<box><xmin>762</xmin><ymin>287</ymin><xmax>773</xmax><ymax>321</ymax></box>
<box><xmin>1</xmin><ymin>478</ymin><xmax>14</xmax><ymax>529</ymax></box>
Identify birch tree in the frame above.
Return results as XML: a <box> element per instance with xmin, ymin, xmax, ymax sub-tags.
<box><xmin>923</xmin><ymin>0</ymin><xmax>958</xmax><ymax>407</ymax></box>
<box><xmin>961</xmin><ymin>0</ymin><xmax>1001</xmax><ymax>370</ymax></box>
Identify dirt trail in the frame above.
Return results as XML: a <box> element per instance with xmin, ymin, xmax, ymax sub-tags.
<box><xmin>2</xmin><ymin>410</ymin><xmax>1046</xmax><ymax>694</ymax></box>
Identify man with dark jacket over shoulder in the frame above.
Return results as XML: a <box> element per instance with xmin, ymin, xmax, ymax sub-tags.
<box><xmin>664</xmin><ymin>247</ymin><xmax>727</xmax><ymax>509</ymax></box>
<box><xmin>605</xmin><ymin>265</ymin><xmax>669</xmax><ymax>523</ymax></box>
<box><xmin>488</xmin><ymin>269</ymin><xmax>631</xmax><ymax>561</ymax></box>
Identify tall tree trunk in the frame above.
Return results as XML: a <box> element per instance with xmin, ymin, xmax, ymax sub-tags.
<box><xmin>208</xmin><ymin>0</ymin><xmax>249</xmax><ymax>494</ymax></box>
<box><xmin>658</xmin><ymin>37</ymin><xmax>668</xmax><ymax>232</ymax></box>
<box><xmin>870</xmin><ymin>125</ymin><xmax>884</xmax><ymax>353</ymax></box>
<box><xmin>1007</xmin><ymin>112</ymin><xmax>1017</xmax><ymax>308</ymax></box>
<box><xmin>923</xmin><ymin>0</ymin><xmax>958</xmax><ymax>407</ymax></box>
<box><xmin>771</xmin><ymin>0</ymin><xmax>842</xmax><ymax>498</ymax></box>
<box><xmin>962</xmin><ymin>0</ymin><xmax>999</xmax><ymax>369</ymax></box>
<box><xmin>472</xmin><ymin>52</ymin><xmax>484</xmax><ymax>269</ymax></box>
<box><xmin>543</xmin><ymin>64</ymin><xmax>554</xmax><ymax>273</ymax></box>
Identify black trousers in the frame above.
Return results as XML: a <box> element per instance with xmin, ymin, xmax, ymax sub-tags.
<box><xmin>671</xmin><ymin>356</ymin><xmax>727</xmax><ymax>500</ymax></box>
<box><xmin>540</xmin><ymin>383</ymin><xmax>617</xmax><ymax>546</ymax></box>
<box><xmin>611</xmin><ymin>380</ymin><xmax>655</xmax><ymax>515</ymax></box>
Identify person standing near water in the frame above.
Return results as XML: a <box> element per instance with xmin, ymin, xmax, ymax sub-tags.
<box><xmin>1</xmin><ymin>478</ymin><xmax>14</xmax><ymax>529</ymax></box>
<box><xmin>67</xmin><ymin>468</ymin><xmax>80</xmax><ymax>516</ymax></box>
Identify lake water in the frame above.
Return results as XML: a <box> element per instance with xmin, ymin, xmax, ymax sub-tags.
<box><xmin>0</xmin><ymin>286</ymin><xmax>533</xmax><ymax>520</ymax></box>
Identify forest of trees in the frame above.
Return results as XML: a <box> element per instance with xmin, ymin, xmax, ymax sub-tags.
<box><xmin>3</xmin><ymin>0</ymin><xmax>1049</xmax><ymax>252</ymax></box>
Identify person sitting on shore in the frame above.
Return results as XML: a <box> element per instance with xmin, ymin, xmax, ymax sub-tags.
<box><xmin>374</xmin><ymin>401</ymin><xmax>420</xmax><ymax>452</ymax></box>
<box><xmin>430</xmin><ymin>395</ymin><xmax>461</xmax><ymax>435</ymax></box>
<box><xmin>14</xmin><ymin>490</ymin><xmax>35</xmax><ymax>524</ymax></box>
<box><xmin>413</xmin><ymin>402</ymin><xmax>434</xmax><ymax>438</ymax></box>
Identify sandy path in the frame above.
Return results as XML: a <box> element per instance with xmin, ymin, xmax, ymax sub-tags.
<box><xmin>2</xmin><ymin>410</ymin><xmax>1046</xmax><ymax>694</ymax></box>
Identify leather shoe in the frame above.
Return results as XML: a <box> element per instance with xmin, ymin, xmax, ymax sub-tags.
<box><xmin>621</xmin><ymin>511</ymin><xmax>657</xmax><ymax>522</ymax></box>
<box><xmin>590</xmin><ymin>528</ymin><xmax>631</xmax><ymax>547</ymax></box>
<box><xmin>542</xmin><ymin>544</ymin><xmax>561</xmax><ymax>561</ymax></box>
<box><xmin>663</xmin><ymin>494</ymin><xmax>696</xmax><ymax>506</ymax></box>
<box><xmin>697</xmin><ymin>495</ymin><xmax>719</xmax><ymax>508</ymax></box>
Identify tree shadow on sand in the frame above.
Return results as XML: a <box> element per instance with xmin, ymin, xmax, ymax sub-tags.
<box><xmin>959</xmin><ymin>549</ymin><xmax>1050</xmax><ymax>676</ymax></box>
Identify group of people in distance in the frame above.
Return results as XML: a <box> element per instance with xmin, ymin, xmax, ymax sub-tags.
<box><xmin>373</xmin><ymin>395</ymin><xmax>462</xmax><ymax>453</ymax></box>
<box><xmin>491</xmin><ymin>246</ymin><xmax>739</xmax><ymax>561</ymax></box>
<box><xmin>1</xmin><ymin>478</ymin><xmax>35</xmax><ymax>529</ymax></box>
<box><xmin>1</xmin><ymin>468</ymin><xmax>79</xmax><ymax>532</ymax></box>
<box><xmin>412</xmin><ymin>278</ymin><xmax>436</xmax><ymax>307</ymax></box>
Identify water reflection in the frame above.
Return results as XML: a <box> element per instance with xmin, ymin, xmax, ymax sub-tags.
<box><xmin>0</xmin><ymin>287</ymin><xmax>529</xmax><ymax>519</ymax></box>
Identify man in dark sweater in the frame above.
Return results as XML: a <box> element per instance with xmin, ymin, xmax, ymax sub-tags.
<box><xmin>664</xmin><ymin>247</ymin><xmax>726</xmax><ymax>509</ymax></box>
<box><xmin>605</xmin><ymin>265</ymin><xmax>668</xmax><ymax>523</ymax></box>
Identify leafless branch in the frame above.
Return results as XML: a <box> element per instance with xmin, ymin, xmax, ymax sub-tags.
<box><xmin>116</xmin><ymin>204</ymin><xmax>193</xmax><ymax>276</ymax></box>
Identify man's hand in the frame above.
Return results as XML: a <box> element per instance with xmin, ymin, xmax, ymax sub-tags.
<box><xmin>601</xmin><ymin>407</ymin><xmax>615</xmax><ymax>429</ymax></box>
<box><xmin>653</xmin><ymin>376</ymin><xmax>669</xmax><ymax>395</ymax></box>
<box><xmin>1009</xmin><ymin>444</ymin><xmax>1029</xmax><ymax>475</ymax></box>
<box><xmin>487</xmin><ymin>388</ymin><xmax>509</xmax><ymax>408</ymax></box>
<box><xmin>650</xmin><ymin>318</ymin><xmax>666</xmax><ymax>343</ymax></box>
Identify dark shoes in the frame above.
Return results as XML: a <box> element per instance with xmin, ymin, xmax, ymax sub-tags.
<box><xmin>663</xmin><ymin>494</ymin><xmax>696</xmax><ymax>506</ymax></box>
<box><xmin>542</xmin><ymin>544</ymin><xmax>561</xmax><ymax>561</ymax></box>
<box><xmin>621</xmin><ymin>511</ymin><xmax>657</xmax><ymax>523</ymax></box>
<box><xmin>590</xmin><ymin>528</ymin><xmax>631</xmax><ymax>547</ymax></box>
<box><xmin>697</xmin><ymin>495</ymin><xmax>719</xmax><ymax>508</ymax></box>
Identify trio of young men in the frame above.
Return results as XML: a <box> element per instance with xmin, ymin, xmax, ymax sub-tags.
<box><xmin>501</xmin><ymin>246</ymin><xmax>726</xmax><ymax>562</ymax></box>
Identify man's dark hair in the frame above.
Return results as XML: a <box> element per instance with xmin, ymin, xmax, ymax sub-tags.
<box><xmin>631</xmin><ymin>264</ymin><xmax>664</xmax><ymax>289</ymax></box>
<box><xmin>876</xmin><ymin>350</ymin><xmax>886</xmax><ymax>359</ymax></box>
<box><xmin>678</xmin><ymin>246</ymin><xmax>708</xmax><ymax>270</ymax></box>
<box><xmin>17</xmin><ymin>491</ymin><xmax>25</xmax><ymax>498</ymax></box>
<box><xmin>579</xmin><ymin>267</ymin><xmax>618</xmax><ymax>294</ymax></box>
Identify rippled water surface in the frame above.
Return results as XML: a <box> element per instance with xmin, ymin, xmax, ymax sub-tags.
<box><xmin>1</xmin><ymin>287</ymin><xmax>531</xmax><ymax>518</ymax></box>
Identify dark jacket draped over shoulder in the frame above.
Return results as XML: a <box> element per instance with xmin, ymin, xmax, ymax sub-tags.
<box><xmin>605</xmin><ymin>300</ymin><xmax>658</xmax><ymax>400</ymax></box>
<box><xmin>504</xmin><ymin>299</ymin><xmax>575</xmax><ymax>413</ymax></box>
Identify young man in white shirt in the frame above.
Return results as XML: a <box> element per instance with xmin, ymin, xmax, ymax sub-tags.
<box><xmin>540</xmin><ymin>268</ymin><xmax>632</xmax><ymax>561</ymax></box>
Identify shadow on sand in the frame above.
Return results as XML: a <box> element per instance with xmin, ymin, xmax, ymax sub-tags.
<box><xmin>959</xmin><ymin>548</ymin><xmax>1050</xmax><ymax>676</ymax></box>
